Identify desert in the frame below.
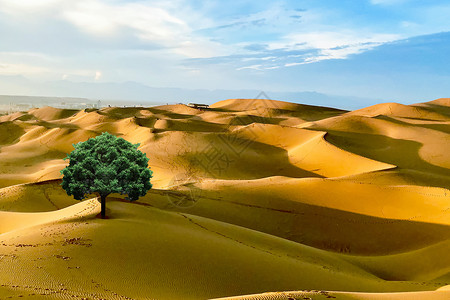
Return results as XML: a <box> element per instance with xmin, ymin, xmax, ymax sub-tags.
<box><xmin>0</xmin><ymin>98</ymin><xmax>449</xmax><ymax>299</ymax></box>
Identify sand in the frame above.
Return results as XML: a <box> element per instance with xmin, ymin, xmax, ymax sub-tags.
<box><xmin>0</xmin><ymin>98</ymin><xmax>449</xmax><ymax>299</ymax></box>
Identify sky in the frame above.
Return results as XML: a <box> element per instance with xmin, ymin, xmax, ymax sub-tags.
<box><xmin>1</xmin><ymin>0</ymin><xmax>450</xmax><ymax>106</ymax></box>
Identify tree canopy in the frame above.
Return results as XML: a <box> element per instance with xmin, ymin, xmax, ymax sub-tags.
<box><xmin>60</xmin><ymin>132</ymin><xmax>153</xmax><ymax>218</ymax></box>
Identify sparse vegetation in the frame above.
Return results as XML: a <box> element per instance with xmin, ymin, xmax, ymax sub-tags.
<box><xmin>60</xmin><ymin>132</ymin><xmax>153</xmax><ymax>218</ymax></box>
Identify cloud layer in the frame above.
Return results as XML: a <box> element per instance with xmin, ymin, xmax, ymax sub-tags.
<box><xmin>0</xmin><ymin>0</ymin><xmax>450</xmax><ymax>102</ymax></box>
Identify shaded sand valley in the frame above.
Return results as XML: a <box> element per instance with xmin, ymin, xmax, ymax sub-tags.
<box><xmin>0</xmin><ymin>98</ymin><xmax>449</xmax><ymax>299</ymax></box>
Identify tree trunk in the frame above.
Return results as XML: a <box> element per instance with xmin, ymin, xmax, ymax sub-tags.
<box><xmin>101</xmin><ymin>195</ymin><xmax>106</xmax><ymax>219</ymax></box>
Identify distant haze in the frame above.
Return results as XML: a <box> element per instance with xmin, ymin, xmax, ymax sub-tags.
<box><xmin>0</xmin><ymin>1</ymin><xmax>449</xmax><ymax>107</ymax></box>
<box><xmin>0</xmin><ymin>77</ymin><xmax>383</xmax><ymax>110</ymax></box>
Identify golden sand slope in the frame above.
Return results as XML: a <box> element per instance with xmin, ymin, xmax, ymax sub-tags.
<box><xmin>0</xmin><ymin>195</ymin><xmax>442</xmax><ymax>299</ymax></box>
<box><xmin>0</xmin><ymin>98</ymin><xmax>449</xmax><ymax>299</ymax></box>
<box><xmin>212</xmin><ymin>289</ymin><xmax>450</xmax><ymax>300</ymax></box>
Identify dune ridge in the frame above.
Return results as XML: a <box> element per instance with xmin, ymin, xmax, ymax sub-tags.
<box><xmin>0</xmin><ymin>98</ymin><xmax>449</xmax><ymax>299</ymax></box>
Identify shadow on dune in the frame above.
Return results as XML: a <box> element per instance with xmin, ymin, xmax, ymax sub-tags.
<box><xmin>419</xmin><ymin>103</ymin><xmax>450</xmax><ymax>118</ymax></box>
<box><xmin>375</xmin><ymin>115</ymin><xmax>450</xmax><ymax>134</ymax></box>
<box><xmin>211</xmin><ymin>106</ymin><xmax>347</xmax><ymax>122</ymax></box>
<box><xmin>323</xmin><ymin>131</ymin><xmax>450</xmax><ymax>177</ymax></box>
<box><xmin>28</xmin><ymin>106</ymin><xmax>80</xmax><ymax>120</ymax></box>
<box><xmin>148</xmin><ymin>118</ymin><xmax>229</xmax><ymax>133</ymax></box>
<box><xmin>178</xmin><ymin>133</ymin><xmax>323</xmax><ymax>179</ymax></box>
<box><xmin>97</xmin><ymin>107</ymin><xmax>144</xmax><ymax>119</ymax></box>
<box><xmin>207</xmin><ymin>107</ymin><xmax>237</xmax><ymax>113</ymax></box>
<box><xmin>0</xmin><ymin>121</ymin><xmax>27</xmax><ymax>145</ymax></box>
<box><xmin>29</xmin><ymin>119</ymin><xmax>81</xmax><ymax>130</ymax></box>
<box><xmin>228</xmin><ymin>114</ymin><xmax>286</xmax><ymax>126</ymax></box>
<box><xmin>146</xmin><ymin>107</ymin><xmax>195</xmax><ymax>119</ymax></box>
<box><xmin>9</xmin><ymin>178</ymin><xmax>450</xmax><ymax>257</ymax></box>
<box><xmin>144</xmin><ymin>187</ymin><xmax>450</xmax><ymax>256</ymax></box>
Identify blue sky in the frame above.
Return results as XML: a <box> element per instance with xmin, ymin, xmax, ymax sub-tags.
<box><xmin>0</xmin><ymin>0</ymin><xmax>450</xmax><ymax>105</ymax></box>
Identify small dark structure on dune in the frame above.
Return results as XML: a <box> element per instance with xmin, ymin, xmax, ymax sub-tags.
<box><xmin>187</xmin><ymin>103</ymin><xmax>209</xmax><ymax>110</ymax></box>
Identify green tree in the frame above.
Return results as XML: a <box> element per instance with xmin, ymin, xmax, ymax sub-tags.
<box><xmin>60</xmin><ymin>132</ymin><xmax>153</xmax><ymax>218</ymax></box>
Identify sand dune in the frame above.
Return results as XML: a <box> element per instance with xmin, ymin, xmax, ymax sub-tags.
<box><xmin>0</xmin><ymin>195</ymin><xmax>440</xmax><ymax>299</ymax></box>
<box><xmin>0</xmin><ymin>179</ymin><xmax>78</xmax><ymax>212</ymax></box>
<box><xmin>212</xmin><ymin>289</ymin><xmax>450</xmax><ymax>300</ymax></box>
<box><xmin>0</xmin><ymin>98</ymin><xmax>449</xmax><ymax>299</ymax></box>
<box><xmin>345</xmin><ymin>101</ymin><xmax>450</xmax><ymax>120</ymax></box>
<box><xmin>28</xmin><ymin>106</ymin><xmax>80</xmax><ymax>121</ymax></box>
<box><xmin>138</xmin><ymin>176</ymin><xmax>450</xmax><ymax>256</ymax></box>
<box><xmin>306</xmin><ymin>113</ymin><xmax>450</xmax><ymax>175</ymax></box>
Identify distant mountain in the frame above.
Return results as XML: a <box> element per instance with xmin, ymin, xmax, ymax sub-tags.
<box><xmin>0</xmin><ymin>75</ymin><xmax>379</xmax><ymax>110</ymax></box>
<box><xmin>0</xmin><ymin>95</ymin><xmax>92</xmax><ymax>105</ymax></box>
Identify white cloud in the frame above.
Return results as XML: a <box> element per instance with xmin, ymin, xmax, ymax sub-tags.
<box><xmin>0</xmin><ymin>0</ymin><xmax>403</xmax><ymax>68</ymax></box>
<box><xmin>236</xmin><ymin>64</ymin><xmax>263</xmax><ymax>71</ymax></box>
<box><xmin>267</xmin><ymin>31</ymin><xmax>400</xmax><ymax>65</ymax></box>
<box><xmin>62</xmin><ymin>2</ymin><xmax>118</xmax><ymax>36</ymax></box>
<box><xmin>62</xmin><ymin>1</ymin><xmax>187</xmax><ymax>40</ymax></box>
<box><xmin>264</xmin><ymin>66</ymin><xmax>280</xmax><ymax>70</ymax></box>
<box><xmin>272</xmin><ymin>32</ymin><xmax>399</xmax><ymax>51</ymax></box>
<box><xmin>0</xmin><ymin>51</ymin><xmax>54</xmax><ymax>61</ymax></box>
<box><xmin>62</xmin><ymin>1</ymin><xmax>230</xmax><ymax>58</ymax></box>
<box><xmin>0</xmin><ymin>62</ymin><xmax>49</xmax><ymax>75</ymax></box>
<box><xmin>236</xmin><ymin>64</ymin><xmax>282</xmax><ymax>71</ymax></box>
<box><xmin>0</xmin><ymin>50</ymin><xmax>106</xmax><ymax>81</ymax></box>
<box><xmin>190</xmin><ymin>4</ymin><xmax>403</xmax><ymax>68</ymax></box>
<box><xmin>0</xmin><ymin>0</ymin><xmax>225</xmax><ymax>59</ymax></box>
<box><xmin>284</xmin><ymin>62</ymin><xmax>302</xmax><ymax>67</ymax></box>
<box><xmin>261</xmin><ymin>56</ymin><xmax>276</xmax><ymax>61</ymax></box>
<box><xmin>0</xmin><ymin>0</ymin><xmax>61</xmax><ymax>13</ymax></box>
<box><xmin>400</xmin><ymin>21</ymin><xmax>419</xmax><ymax>28</ymax></box>
<box><xmin>370</xmin><ymin>0</ymin><xmax>410</xmax><ymax>5</ymax></box>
